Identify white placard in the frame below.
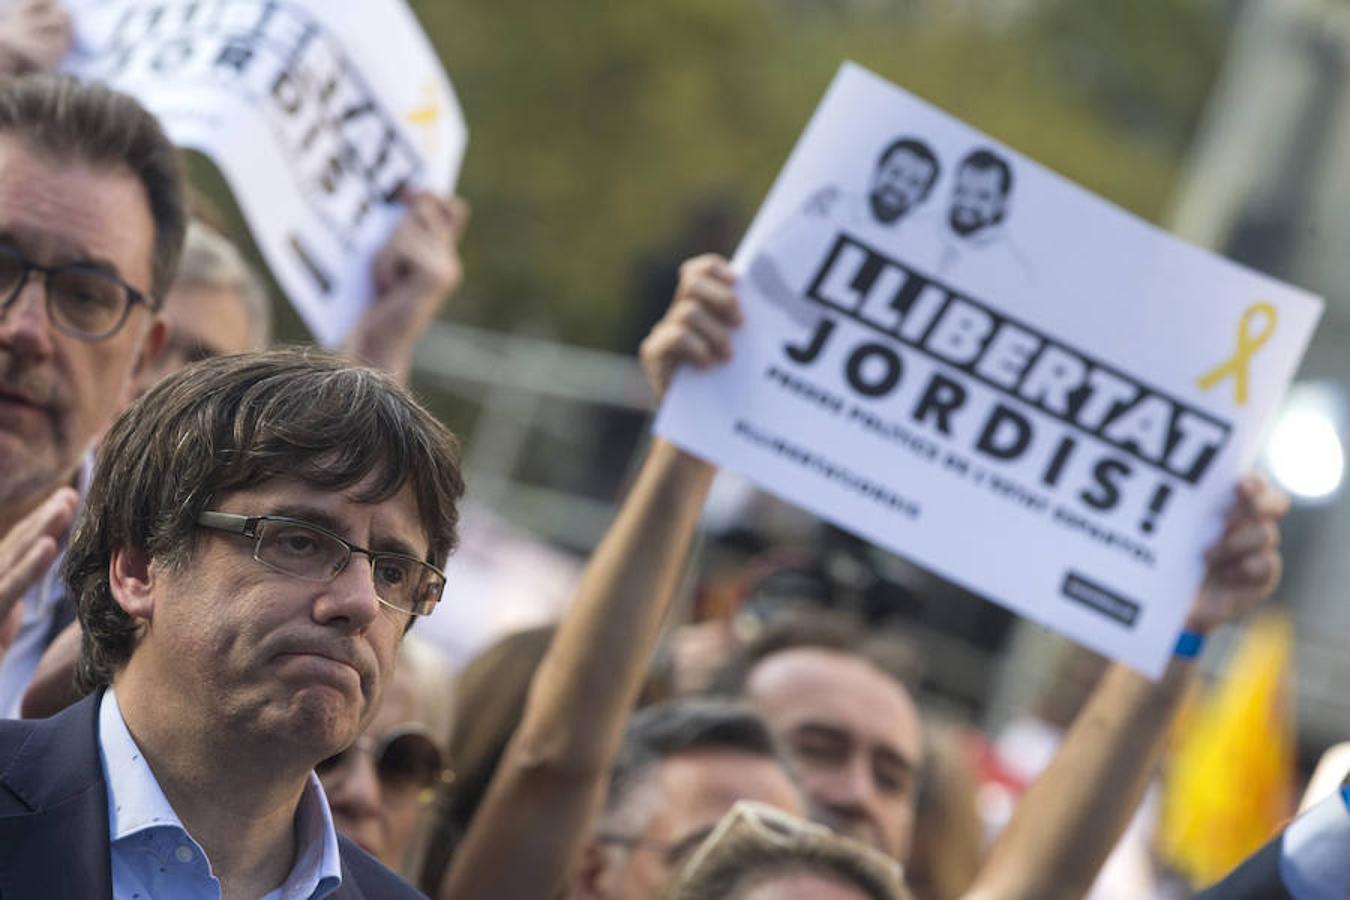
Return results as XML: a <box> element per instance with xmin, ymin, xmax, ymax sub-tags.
<box><xmin>656</xmin><ymin>63</ymin><xmax>1323</xmax><ymax>678</ymax></box>
<box><xmin>65</xmin><ymin>0</ymin><xmax>467</xmax><ymax>347</ymax></box>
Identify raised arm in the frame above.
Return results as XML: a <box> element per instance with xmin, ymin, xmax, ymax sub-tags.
<box><xmin>439</xmin><ymin>255</ymin><xmax>739</xmax><ymax>900</ymax></box>
<box><xmin>961</xmin><ymin>477</ymin><xmax>1289</xmax><ymax>900</ymax></box>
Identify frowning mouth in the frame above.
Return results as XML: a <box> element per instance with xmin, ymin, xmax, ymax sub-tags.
<box><xmin>276</xmin><ymin>650</ymin><xmax>370</xmax><ymax>695</ymax></box>
<box><xmin>0</xmin><ymin>385</ymin><xmax>41</xmax><ymax>408</ymax></box>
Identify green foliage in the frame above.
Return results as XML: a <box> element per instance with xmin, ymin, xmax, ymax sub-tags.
<box><xmin>257</xmin><ymin>1</ymin><xmax>1230</xmax><ymax>348</ymax></box>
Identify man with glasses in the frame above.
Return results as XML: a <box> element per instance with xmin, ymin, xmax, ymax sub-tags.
<box><xmin>0</xmin><ymin>348</ymin><xmax>464</xmax><ymax>897</ymax></box>
<box><xmin>0</xmin><ymin>74</ymin><xmax>181</xmax><ymax>715</ymax></box>
<box><xmin>569</xmin><ymin>698</ymin><xmax>809</xmax><ymax>900</ymax></box>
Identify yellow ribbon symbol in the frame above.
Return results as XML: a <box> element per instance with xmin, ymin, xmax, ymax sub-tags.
<box><xmin>1196</xmin><ymin>302</ymin><xmax>1278</xmax><ymax>406</ymax></box>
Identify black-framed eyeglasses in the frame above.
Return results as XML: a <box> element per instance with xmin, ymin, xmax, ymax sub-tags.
<box><xmin>0</xmin><ymin>243</ymin><xmax>156</xmax><ymax>341</ymax></box>
<box><xmin>316</xmin><ymin>724</ymin><xmax>453</xmax><ymax>800</ymax></box>
<box><xmin>196</xmin><ymin>511</ymin><xmax>447</xmax><ymax>617</ymax></box>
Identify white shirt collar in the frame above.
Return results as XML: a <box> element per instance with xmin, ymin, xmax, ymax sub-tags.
<box><xmin>98</xmin><ymin>688</ymin><xmax>344</xmax><ymax>899</ymax></box>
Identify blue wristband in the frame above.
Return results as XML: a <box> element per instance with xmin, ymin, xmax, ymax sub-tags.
<box><xmin>1340</xmin><ymin>783</ymin><xmax>1350</xmax><ymax>811</ymax></box>
<box><xmin>1174</xmin><ymin>630</ymin><xmax>1206</xmax><ymax>659</ymax></box>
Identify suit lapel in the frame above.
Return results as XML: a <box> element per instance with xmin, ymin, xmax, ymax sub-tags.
<box><xmin>0</xmin><ymin>692</ymin><xmax>112</xmax><ymax>899</ymax></box>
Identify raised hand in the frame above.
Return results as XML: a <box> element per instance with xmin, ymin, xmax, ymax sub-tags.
<box><xmin>0</xmin><ymin>486</ymin><xmax>78</xmax><ymax>655</ymax></box>
<box><xmin>1187</xmin><ymin>473</ymin><xmax>1290</xmax><ymax>635</ymax></box>
<box><xmin>345</xmin><ymin>190</ymin><xmax>469</xmax><ymax>383</ymax></box>
<box><xmin>639</xmin><ymin>254</ymin><xmax>743</xmax><ymax>402</ymax></box>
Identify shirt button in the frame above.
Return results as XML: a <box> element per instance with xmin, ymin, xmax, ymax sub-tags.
<box><xmin>175</xmin><ymin>845</ymin><xmax>194</xmax><ymax>863</ymax></box>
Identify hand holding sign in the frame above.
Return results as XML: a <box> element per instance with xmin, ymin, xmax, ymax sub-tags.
<box><xmin>640</xmin><ymin>254</ymin><xmax>742</xmax><ymax>402</ymax></box>
<box><xmin>345</xmin><ymin>191</ymin><xmax>469</xmax><ymax>384</ymax></box>
<box><xmin>655</xmin><ymin>63</ymin><xmax>1321</xmax><ymax>677</ymax></box>
<box><xmin>1186</xmin><ymin>474</ymin><xmax>1289</xmax><ymax>635</ymax></box>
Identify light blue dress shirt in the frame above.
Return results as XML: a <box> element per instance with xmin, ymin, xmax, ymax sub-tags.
<box><xmin>98</xmin><ymin>689</ymin><xmax>344</xmax><ymax>900</ymax></box>
<box><xmin>1280</xmin><ymin>784</ymin><xmax>1350</xmax><ymax>900</ymax></box>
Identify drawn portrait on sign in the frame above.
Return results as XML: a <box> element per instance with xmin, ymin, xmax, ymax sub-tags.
<box><xmin>929</xmin><ymin>147</ymin><xmax>1034</xmax><ymax>290</ymax></box>
<box><xmin>749</xmin><ymin>135</ymin><xmax>942</xmax><ymax>326</ymax></box>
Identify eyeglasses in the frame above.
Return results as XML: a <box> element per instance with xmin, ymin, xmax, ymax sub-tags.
<box><xmin>0</xmin><ymin>243</ymin><xmax>155</xmax><ymax>341</ymax></box>
<box><xmin>196</xmin><ymin>511</ymin><xmax>447</xmax><ymax>616</ymax></box>
<box><xmin>595</xmin><ymin>827</ymin><xmax>718</xmax><ymax>869</ymax></box>
<box><xmin>316</xmin><ymin>724</ymin><xmax>453</xmax><ymax>799</ymax></box>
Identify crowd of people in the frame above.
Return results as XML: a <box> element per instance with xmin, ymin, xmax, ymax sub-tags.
<box><xmin>0</xmin><ymin>2</ymin><xmax>1345</xmax><ymax>898</ymax></box>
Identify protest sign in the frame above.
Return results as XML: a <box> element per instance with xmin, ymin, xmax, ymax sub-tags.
<box><xmin>655</xmin><ymin>62</ymin><xmax>1323</xmax><ymax>677</ymax></box>
<box><xmin>65</xmin><ymin>0</ymin><xmax>467</xmax><ymax>347</ymax></box>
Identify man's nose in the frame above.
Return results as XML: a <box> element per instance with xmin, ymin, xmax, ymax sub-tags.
<box><xmin>820</xmin><ymin>754</ymin><xmax>878</xmax><ymax>812</ymax></box>
<box><xmin>313</xmin><ymin>558</ymin><xmax>383</xmax><ymax>631</ymax></box>
<box><xmin>0</xmin><ymin>278</ymin><xmax>55</xmax><ymax>362</ymax></box>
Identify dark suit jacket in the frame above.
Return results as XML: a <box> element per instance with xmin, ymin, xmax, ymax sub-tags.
<box><xmin>1192</xmin><ymin>835</ymin><xmax>1292</xmax><ymax>900</ymax></box>
<box><xmin>0</xmin><ymin>692</ymin><xmax>425</xmax><ymax>899</ymax></box>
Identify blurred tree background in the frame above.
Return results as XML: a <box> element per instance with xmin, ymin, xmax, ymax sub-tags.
<box><xmin>400</xmin><ymin>0</ymin><xmax>1228</xmax><ymax>350</ymax></box>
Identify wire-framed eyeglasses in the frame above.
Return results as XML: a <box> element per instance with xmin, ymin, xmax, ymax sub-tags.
<box><xmin>0</xmin><ymin>242</ymin><xmax>156</xmax><ymax>341</ymax></box>
<box><xmin>196</xmin><ymin>511</ymin><xmax>446</xmax><ymax>617</ymax></box>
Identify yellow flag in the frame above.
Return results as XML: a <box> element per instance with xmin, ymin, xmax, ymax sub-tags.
<box><xmin>1159</xmin><ymin>612</ymin><xmax>1296</xmax><ymax>887</ymax></box>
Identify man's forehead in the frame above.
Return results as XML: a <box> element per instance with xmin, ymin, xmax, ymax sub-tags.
<box><xmin>0</xmin><ymin>133</ymin><xmax>155</xmax><ymax>289</ymax></box>
<box><xmin>746</xmin><ymin>648</ymin><xmax>921</xmax><ymax>746</ymax></box>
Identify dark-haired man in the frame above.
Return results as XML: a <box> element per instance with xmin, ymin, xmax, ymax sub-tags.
<box><xmin>0</xmin><ymin>74</ymin><xmax>181</xmax><ymax>715</ymax></box>
<box><xmin>0</xmin><ymin>349</ymin><xmax>464</xmax><ymax>897</ymax></box>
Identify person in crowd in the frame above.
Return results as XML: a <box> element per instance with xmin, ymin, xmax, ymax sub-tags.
<box><xmin>16</xmin><ymin>184</ymin><xmax>467</xmax><ymax>718</ymax></box>
<box><xmin>638</xmin><ymin>256</ymin><xmax>1288</xmax><ymax>898</ymax></box>
<box><xmin>1194</xmin><ymin>773</ymin><xmax>1350</xmax><ymax>899</ymax></box>
<box><xmin>418</xmin><ymin>624</ymin><xmax>557</xmax><ymax>892</ymax></box>
<box><xmin>0</xmin><ymin>74</ymin><xmax>180</xmax><ymax>716</ymax></box>
<box><xmin>0</xmin><ymin>348</ymin><xmax>463</xmax><ymax>897</ymax></box>
<box><xmin>568</xmin><ymin>698</ymin><xmax>808</xmax><ymax>900</ymax></box>
<box><xmin>0</xmin><ymin>0</ymin><xmax>69</xmax><ymax>76</ymax></box>
<box><xmin>317</xmin><ymin>642</ymin><xmax>453</xmax><ymax>878</ymax></box>
<box><xmin>132</xmin><ymin>219</ymin><xmax>273</xmax><ymax>388</ymax></box>
<box><xmin>710</xmin><ymin>611</ymin><xmax>927</xmax><ymax>862</ymax></box>
<box><xmin>426</xmin><ymin>251</ymin><xmax>1287</xmax><ymax>900</ymax></box>
<box><xmin>665</xmin><ymin>800</ymin><xmax>909</xmax><ymax>900</ymax></box>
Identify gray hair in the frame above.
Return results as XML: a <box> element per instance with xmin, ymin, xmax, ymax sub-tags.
<box><xmin>176</xmin><ymin>221</ymin><xmax>272</xmax><ymax>348</ymax></box>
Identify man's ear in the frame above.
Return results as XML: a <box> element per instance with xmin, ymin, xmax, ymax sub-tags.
<box><xmin>134</xmin><ymin>317</ymin><xmax>168</xmax><ymax>378</ymax></box>
<box><xmin>109</xmin><ymin>546</ymin><xmax>156</xmax><ymax>622</ymax></box>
